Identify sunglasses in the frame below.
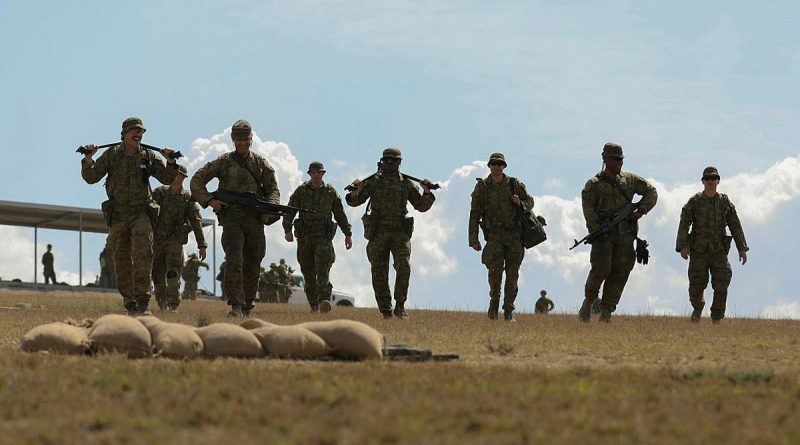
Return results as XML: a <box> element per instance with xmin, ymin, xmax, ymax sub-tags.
<box><xmin>381</xmin><ymin>157</ymin><xmax>399</xmax><ymax>163</ymax></box>
<box><xmin>604</xmin><ymin>156</ymin><xmax>623</xmax><ymax>162</ymax></box>
<box><xmin>702</xmin><ymin>176</ymin><xmax>720</xmax><ymax>181</ymax></box>
<box><xmin>488</xmin><ymin>161</ymin><xmax>505</xmax><ymax>166</ymax></box>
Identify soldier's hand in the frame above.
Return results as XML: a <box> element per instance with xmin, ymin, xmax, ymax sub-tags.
<box><xmin>471</xmin><ymin>242</ymin><xmax>482</xmax><ymax>252</ymax></box>
<box><xmin>630</xmin><ymin>211</ymin><xmax>643</xmax><ymax>222</ymax></box>
<box><xmin>421</xmin><ymin>179</ymin><xmax>432</xmax><ymax>193</ymax></box>
<box><xmin>680</xmin><ymin>247</ymin><xmax>689</xmax><ymax>260</ymax></box>
<box><xmin>739</xmin><ymin>250</ymin><xmax>747</xmax><ymax>265</ymax></box>
<box><xmin>209</xmin><ymin>199</ymin><xmax>226</xmax><ymax>213</ymax></box>
<box><xmin>511</xmin><ymin>194</ymin><xmax>520</xmax><ymax>206</ymax></box>
<box><xmin>285</xmin><ymin>232</ymin><xmax>294</xmax><ymax>242</ymax></box>
<box><xmin>83</xmin><ymin>144</ymin><xmax>98</xmax><ymax>159</ymax></box>
<box><xmin>198</xmin><ymin>247</ymin><xmax>207</xmax><ymax>261</ymax></box>
<box><xmin>162</xmin><ymin>147</ymin><xmax>177</xmax><ymax>163</ymax></box>
<box><xmin>345</xmin><ymin>235</ymin><xmax>353</xmax><ymax>250</ymax></box>
<box><xmin>349</xmin><ymin>179</ymin><xmax>364</xmax><ymax>197</ymax></box>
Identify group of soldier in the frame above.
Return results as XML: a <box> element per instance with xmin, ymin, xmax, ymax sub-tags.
<box><xmin>80</xmin><ymin>117</ymin><xmax>748</xmax><ymax>324</ymax></box>
<box><xmin>256</xmin><ymin>259</ymin><xmax>295</xmax><ymax>304</ymax></box>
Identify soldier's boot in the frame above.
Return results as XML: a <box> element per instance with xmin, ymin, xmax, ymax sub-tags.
<box><xmin>711</xmin><ymin>318</ymin><xmax>721</xmax><ymax>325</ymax></box>
<box><xmin>393</xmin><ymin>302</ymin><xmax>409</xmax><ymax>320</ymax></box>
<box><xmin>382</xmin><ymin>311</ymin><xmax>393</xmax><ymax>319</ymax></box>
<box><xmin>598</xmin><ymin>308</ymin><xmax>612</xmax><ymax>323</ymax></box>
<box><xmin>503</xmin><ymin>310</ymin><xmax>516</xmax><ymax>322</ymax></box>
<box><xmin>125</xmin><ymin>301</ymin><xmax>139</xmax><ymax>317</ymax></box>
<box><xmin>487</xmin><ymin>299</ymin><xmax>500</xmax><ymax>320</ymax></box>
<box><xmin>309</xmin><ymin>304</ymin><xmax>319</xmax><ymax>313</ymax></box>
<box><xmin>691</xmin><ymin>308</ymin><xmax>702</xmax><ymax>323</ymax></box>
<box><xmin>578</xmin><ymin>298</ymin><xmax>594</xmax><ymax>323</ymax></box>
<box><xmin>319</xmin><ymin>300</ymin><xmax>332</xmax><ymax>314</ymax></box>
<box><xmin>227</xmin><ymin>305</ymin><xmax>244</xmax><ymax>318</ymax></box>
<box><xmin>242</xmin><ymin>306</ymin><xmax>253</xmax><ymax>318</ymax></box>
<box><xmin>167</xmin><ymin>304</ymin><xmax>178</xmax><ymax>313</ymax></box>
<box><xmin>137</xmin><ymin>299</ymin><xmax>152</xmax><ymax>316</ymax></box>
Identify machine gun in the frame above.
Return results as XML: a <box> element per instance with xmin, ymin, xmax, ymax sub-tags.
<box><xmin>76</xmin><ymin>142</ymin><xmax>183</xmax><ymax>160</ymax></box>
<box><xmin>212</xmin><ymin>191</ymin><xmax>314</xmax><ymax>217</ymax></box>
<box><xmin>344</xmin><ymin>161</ymin><xmax>441</xmax><ymax>191</ymax></box>
<box><xmin>570</xmin><ymin>201</ymin><xmax>640</xmax><ymax>250</ymax></box>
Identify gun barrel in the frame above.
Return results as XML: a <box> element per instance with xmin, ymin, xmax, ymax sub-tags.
<box><xmin>76</xmin><ymin>143</ymin><xmax>183</xmax><ymax>159</ymax></box>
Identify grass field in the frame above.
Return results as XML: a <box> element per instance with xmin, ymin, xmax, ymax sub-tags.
<box><xmin>1</xmin><ymin>289</ymin><xmax>799</xmax><ymax>445</ymax></box>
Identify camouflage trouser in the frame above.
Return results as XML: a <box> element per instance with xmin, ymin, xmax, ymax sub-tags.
<box><xmin>182</xmin><ymin>279</ymin><xmax>199</xmax><ymax>300</ymax></box>
<box><xmin>366</xmin><ymin>230</ymin><xmax>411</xmax><ymax>313</ymax></box>
<box><xmin>262</xmin><ymin>287</ymin><xmax>279</xmax><ymax>303</ymax></box>
<box><xmin>43</xmin><ymin>269</ymin><xmax>56</xmax><ymax>284</ymax></box>
<box><xmin>297</xmin><ymin>235</ymin><xmax>336</xmax><ymax>306</ymax></box>
<box><xmin>220</xmin><ymin>214</ymin><xmax>266</xmax><ymax>309</ymax></box>
<box><xmin>108</xmin><ymin>213</ymin><xmax>154</xmax><ymax>308</ymax></box>
<box><xmin>688</xmin><ymin>250</ymin><xmax>732</xmax><ymax>320</ymax></box>
<box><xmin>584</xmin><ymin>233</ymin><xmax>636</xmax><ymax>313</ymax></box>
<box><xmin>481</xmin><ymin>233</ymin><xmax>525</xmax><ymax>312</ymax></box>
<box><xmin>277</xmin><ymin>283</ymin><xmax>291</xmax><ymax>303</ymax></box>
<box><xmin>152</xmin><ymin>238</ymin><xmax>184</xmax><ymax>308</ymax></box>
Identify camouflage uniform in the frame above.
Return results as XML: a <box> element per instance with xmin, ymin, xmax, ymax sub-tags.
<box><xmin>216</xmin><ymin>261</ymin><xmax>226</xmax><ymax>299</ymax></box>
<box><xmin>41</xmin><ymin>245</ymin><xmax>56</xmax><ymax>284</ymax></box>
<box><xmin>346</xmin><ymin>148</ymin><xmax>435</xmax><ymax>317</ymax></box>
<box><xmin>98</xmin><ymin>245</ymin><xmax>117</xmax><ymax>289</ymax></box>
<box><xmin>283</xmin><ymin>161</ymin><xmax>352</xmax><ymax>311</ymax></box>
<box><xmin>261</xmin><ymin>264</ymin><xmax>281</xmax><ymax>303</ymax></box>
<box><xmin>81</xmin><ymin>117</ymin><xmax>178</xmax><ymax>313</ymax></box>
<box><xmin>277</xmin><ymin>259</ymin><xmax>295</xmax><ymax>303</ymax></box>
<box><xmin>676</xmin><ymin>167</ymin><xmax>748</xmax><ymax>322</ymax></box>
<box><xmin>181</xmin><ymin>254</ymin><xmax>209</xmax><ymax>300</ymax></box>
<box><xmin>580</xmin><ymin>143</ymin><xmax>657</xmax><ymax>321</ymax></box>
<box><xmin>468</xmin><ymin>153</ymin><xmax>535</xmax><ymax>320</ymax></box>
<box><xmin>151</xmin><ymin>173</ymin><xmax>207</xmax><ymax>310</ymax></box>
<box><xmin>191</xmin><ymin>120</ymin><xmax>280</xmax><ymax>315</ymax></box>
<box><xmin>535</xmin><ymin>292</ymin><xmax>555</xmax><ymax>314</ymax></box>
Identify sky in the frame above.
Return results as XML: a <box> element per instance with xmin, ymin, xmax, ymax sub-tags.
<box><xmin>1</xmin><ymin>1</ymin><xmax>798</xmax><ymax>317</ymax></box>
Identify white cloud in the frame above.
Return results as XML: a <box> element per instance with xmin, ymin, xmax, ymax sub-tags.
<box><xmin>760</xmin><ymin>300</ymin><xmax>800</xmax><ymax>320</ymax></box>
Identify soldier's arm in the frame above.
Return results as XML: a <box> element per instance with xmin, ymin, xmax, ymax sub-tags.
<box><xmin>515</xmin><ymin>179</ymin><xmax>535</xmax><ymax>212</ymax></box>
<box><xmin>633</xmin><ymin>174</ymin><xmax>658</xmax><ymax>214</ymax></box>
<box><xmin>726</xmin><ymin>199</ymin><xmax>749</xmax><ymax>252</ymax></box>
<box><xmin>407</xmin><ymin>180</ymin><xmax>435</xmax><ymax>212</ymax></box>
<box><xmin>282</xmin><ymin>186</ymin><xmax>301</xmax><ymax>233</ymax></box>
<box><xmin>581</xmin><ymin>179</ymin><xmax>601</xmax><ymax>232</ymax></box>
<box><xmin>148</xmin><ymin>151</ymin><xmax>179</xmax><ymax>185</ymax></box>
<box><xmin>468</xmin><ymin>181</ymin><xmax>485</xmax><ymax>246</ymax></box>
<box><xmin>331</xmin><ymin>189</ymin><xmax>353</xmax><ymax>237</ymax></box>
<box><xmin>259</xmin><ymin>158</ymin><xmax>281</xmax><ymax>205</ymax></box>
<box><xmin>190</xmin><ymin>159</ymin><xmax>222</xmax><ymax>208</ymax></box>
<box><xmin>675</xmin><ymin>198</ymin><xmax>694</xmax><ymax>252</ymax></box>
<box><xmin>188</xmin><ymin>200</ymin><xmax>207</xmax><ymax>248</ymax></box>
<box><xmin>81</xmin><ymin>149</ymin><xmax>111</xmax><ymax>184</ymax></box>
<box><xmin>200</xmin><ymin>261</ymin><xmax>209</xmax><ymax>269</ymax></box>
<box><xmin>345</xmin><ymin>177</ymin><xmax>373</xmax><ymax>207</ymax></box>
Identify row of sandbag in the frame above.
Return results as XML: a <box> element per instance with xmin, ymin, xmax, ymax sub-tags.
<box><xmin>20</xmin><ymin>314</ymin><xmax>384</xmax><ymax>360</ymax></box>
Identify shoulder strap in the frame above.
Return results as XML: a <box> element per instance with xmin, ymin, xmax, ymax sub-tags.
<box><xmin>231</xmin><ymin>152</ymin><xmax>267</xmax><ymax>197</ymax></box>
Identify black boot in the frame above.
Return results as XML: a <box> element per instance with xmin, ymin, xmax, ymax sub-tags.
<box><xmin>393</xmin><ymin>302</ymin><xmax>409</xmax><ymax>319</ymax></box>
<box><xmin>691</xmin><ymin>308</ymin><xmax>702</xmax><ymax>323</ymax></box>
<box><xmin>503</xmin><ymin>310</ymin><xmax>516</xmax><ymax>322</ymax></box>
<box><xmin>578</xmin><ymin>298</ymin><xmax>594</xmax><ymax>323</ymax></box>
<box><xmin>599</xmin><ymin>308</ymin><xmax>612</xmax><ymax>323</ymax></box>
<box><xmin>487</xmin><ymin>300</ymin><xmax>499</xmax><ymax>320</ymax></box>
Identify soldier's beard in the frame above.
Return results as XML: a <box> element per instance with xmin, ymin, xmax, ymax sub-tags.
<box><xmin>382</xmin><ymin>163</ymin><xmax>399</xmax><ymax>174</ymax></box>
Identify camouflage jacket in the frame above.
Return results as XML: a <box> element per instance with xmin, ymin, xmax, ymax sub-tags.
<box><xmin>581</xmin><ymin>171</ymin><xmax>658</xmax><ymax>234</ymax></box>
<box><xmin>263</xmin><ymin>270</ymin><xmax>281</xmax><ymax>286</ymax></box>
<box><xmin>468</xmin><ymin>175</ymin><xmax>534</xmax><ymax>246</ymax></box>
<box><xmin>152</xmin><ymin>185</ymin><xmax>207</xmax><ymax>247</ymax></box>
<box><xmin>190</xmin><ymin>151</ymin><xmax>280</xmax><ymax>216</ymax></box>
<box><xmin>182</xmin><ymin>258</ymin><xmax>209</xmax><ymax>280</ymax></box>
<box><xmin>41</xmin><ymin>252</ymin><xmax>54</xmax><ymax>270</ymax></box>
<box><xmin>345</xmin><ymin>173</ymin><xmax>435</xmax><ymax>221</ymax></box>
<box><xmin>535</xmin><ymin>296</ymin><xmax>554</xmax><ymax>313</ymax></box>
<box><xmin>81</xmin><ymin>145</ymin><xmax>178</xmax><ymax>214</ymax></box>
<box><xmin>277</xmin><ymin>264</ymin><xmax>294</xmax><ymax>284</ymax></box>
<box><xmin>282</xmin><ymin>182</ymin><xmax>352</xmax><ymax>238</ymax></box>
<box><xmin>676</xmin><ymin>192</ymin><xmax>748</xmax><ymax>254</ymax></box>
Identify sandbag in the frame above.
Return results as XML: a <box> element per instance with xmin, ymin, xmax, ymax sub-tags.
<box><xmin>89</xmin><ymin>314</ymin><xmax>152</xmax><ymax>358</ymax></box>
<box><xmin>140</xmin><ymin>319</ymin><xmax>204</xmax><ymax>359</ymax></box>
<box><xmin>251</xmin><ymin>326</ymin><xmax>332</xmax><ymax>359</ymax></box>
<box><xmin>195</xmin><ymin>323</ymin><xmax>265</xmax><ymax>358</ymax></box>
<box><xmin>239</xmin><ymin>318</ymin><xmax>278</xmax><ymax>330</ymax></box>
<box><xmin>20</xmin><ymin>322</ymin><xmax>91</xmax><ymax>355</ymax></box>
<box><xmin>298</xmin><ymin>320</ymin><xmax>384</xmax><ymax>360</ymax></box>
<box><xmin>136</xmin><ymin>315</ymin><xmax>163</xmax><ymax>330</ymax></box>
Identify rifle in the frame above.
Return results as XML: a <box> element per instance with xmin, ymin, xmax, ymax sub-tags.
<box><xmin>569</xmin><ymin>201</ymin><xmax>640</xmax><ymax>250</ymax></box>
<box><xmin>212</xmin><ymin>190</ymin><xmax>314</xmax><ymax>216</ymax></box>
<box><xmin>344</xmin><ymin>161</ymin><xmax>441</xmax><ymax>191</ymax></box>
<box><xmin>76</xmin><ymin>142</ymin><xmax>183</xmax><ymax>159</ymax></box>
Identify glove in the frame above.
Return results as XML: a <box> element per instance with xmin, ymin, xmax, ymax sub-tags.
<box><xmin>636</xmin><ymin>237</ymin><xmax>650</xmax><ymax>265</ymax></box>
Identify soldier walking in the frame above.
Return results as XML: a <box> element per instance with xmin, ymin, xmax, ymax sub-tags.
<box><xmin>535</xmin><ymin>290</ymin><xmax>555</xmax><ymax>314</ymax></box>
<box><xmin>276</xmin><ymin>258</ymin><xmax>295</xmax><ymax>303</ymax></box>
<box><xmin>81</xmin><ymin>117</ymin><xmax>179</xmax><ymax>315</ymax></box>
<box><xmin>283</xmin><ymin>161</ymin><xmax>353</xmax><ymax>313</ymax></box>
<box><xmin>216</xmin><ymin>261</ymin><xmax>226</xmax><ymax>300</ymax></box>
<box><xmin>151</xmin><ymin>165</ymin><xmax>207</xmax><ymax>311</ymax></box>
<box><xmin>579</xmin><ymin>142</ymin><xmax>658</xmax><ymax>323</ymax></box>
<box><xmin>182</xmin><ymin>253</ymin><xmax>209</xmax><ymax>301</ymax></box>
<box><xmin>190</xmin><ymin>119</ymin><xmax>280</xmax><ymax>317</ymax></box>
<box><xmin>41</xmin><ymin>244</ymin><xmax>57</xmax><ymax>284</ymax></box>
<box><xmin>263</xmin><ymin>263</ymin><xmax>281</xmax><ymax>303</ymax></box>
<box><xmin>346</xmin><ymin>147</ymin><xmax>435</xmax><ymax>319</ymax></box>
<box><xmin>676</xmin><ymin>166</ymin><xmax>748</xmax><ymax>324</ymax></box>
<box><xmin>469</xmin><ymin>153</ymin><xmax>535</xmax><ymax>321</ymax></box>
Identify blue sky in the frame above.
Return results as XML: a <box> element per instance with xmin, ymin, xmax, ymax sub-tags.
<box><xmin>1</xmin><ymin>1</ymin><xmax>798</xmax><ymax>317</ymax></box>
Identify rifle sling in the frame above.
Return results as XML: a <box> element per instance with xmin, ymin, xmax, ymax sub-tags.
<box><xmin>231</xmin><ymin>152</ymin><xmax>267</xmax><ymax>197</ymax></box>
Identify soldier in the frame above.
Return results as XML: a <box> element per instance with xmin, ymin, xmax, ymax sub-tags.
<box><xmin>468</xmin><ymin>153</ymin><xmax>535</xmax><ymax>321</ymax></box>
<box><xmin>283</xmin><ymin>161</ymin><xmax>353</xmax><ymax>313</ymax></box>
<box><xmin>263</xmin><ymin>263</ymin><xmax>281</xmax><ymax>303</ymax></box>
<box><xmin>676</xmin><ymin>166</ymin><xmax>748</xmax><ymax>324</ymax></box>
<box><xmin>276</xmin><ymin>258</ymin><xmax>295</xmax><ymax>303</ymax></box>
<box><xmin>41</xmin><ymin>244</ymin><xmax>57</xmax><ymax>284</ymax></box>
<box><xmin>181</xmin><ymin>253</ymin><xmax>209</xmax><ymax>301</ymax></box>
<box><xmin>535</xmin><ymin>290</ymin><xmax>555</xmax><ymax>314</ymax></box>
<box><xmin>216</xmin><ymin>261</ymin><xmax>226</xmax><ymax>300</ymax></box>
<box><xmin>98</xmin><ymin>243</ymin><xmax>117</xmax><ymax>289</ymax></box>
<box><xmin>190</xmin><ymin>119</ymin><xmax>280</xmax><ymax>317</ymax></box>
<box><xmin>579</xmin><ymin>142</ymin><xmax>658</xmax><ymax>323</ymax></box>
<box><xmin>346</xmin><ymin>147</ymin><xmax>435</xmax><ymax>319</ymax></box>
<box><xmin>151</xmin><ymin>165</ymin><xmax>207</xmax><ymax>311</ymax></box>
<box><xmin>257</xmin><ymin>266</ymin><xmax>268</xmax><ymax>302</ymax></box>
<box><xmin>81</xmin><ymin>117</ymin><xmax>179</xmax><ymax>315</ymax></box>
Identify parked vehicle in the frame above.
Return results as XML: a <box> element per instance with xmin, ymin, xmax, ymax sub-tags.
<box><xmin>287</xmin><ymin>274</ymin><xmax>355</xmax><ymax>307</ymax></box>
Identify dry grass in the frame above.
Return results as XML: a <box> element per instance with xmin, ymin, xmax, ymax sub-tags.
<box><xmin>1</xmin><ymin>289</ymin><xmax>799</xmax><ymax>444</ymax></box>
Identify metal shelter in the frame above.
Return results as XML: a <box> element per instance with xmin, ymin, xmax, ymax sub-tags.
<box><xmin>0</xmin><ymin>200</ymin><xmax>217</xmax><ymax>293</ymax></box>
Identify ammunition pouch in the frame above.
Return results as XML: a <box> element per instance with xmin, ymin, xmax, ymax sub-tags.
<box><xmin>361</xmin><ymin>213</ymin><xmax>375</xmax><ymax>240</ymax></box>
<box><xmin>101</xmin><ymin>199</ymin><xmax>114</xmax><ymax>227</ymax></box>
<box><xmin>723</xmin><ymin>235</ymin><xmax>733</xmax><ymax>254</ymax></box>
<box><xmin>176</xmin><ymin>223</ymin><xmax>191</xmax><ymax>245</ymax></box>
<box><xmin>478</xmin><ymin>219</ymin><xmax>487</xmax><ymax>242</ymax></box>
<box><xmin>327</xmin><ymin>221</ymin><xmax>337</xmax><ymax>240</ymax></box>
<box><xmin>403</xmin><ymin>216</ymin><xmax>414</xmax><ymax>238</ymax></box>
<box><xmin>293</xmin><ymin>218</ymin><xmax>305</xmax><ymax>238</ymax></box>
<box><xmin>146</xmin><ymin>202</ymin><xmax>161</xmax><ymax>229</ymax></box>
